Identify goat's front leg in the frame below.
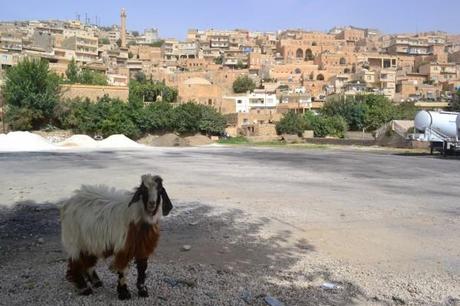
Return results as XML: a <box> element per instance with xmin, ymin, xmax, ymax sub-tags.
<box><xmin>117</xmin><ymin>269</ymin><xmax>131</xmax><ymax>300</ymax></box>
<box><xmin>135</xmin><ymin>258</ymin><xmax>149</xmax><ymax>297</ymax></box>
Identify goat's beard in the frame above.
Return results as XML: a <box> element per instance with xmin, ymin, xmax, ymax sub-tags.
<box><xmin>145</xmin><ymin>201</ymin><xmax>160</xmax><ymax>216</ymax></box>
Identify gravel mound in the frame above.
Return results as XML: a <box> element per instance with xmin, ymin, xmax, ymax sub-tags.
<box><xmin>0</xmin><ymin>131</ymin><xmax>55</xmax><ymax>151</ymax></box>
<box><xmin>137</xmin><ymin>134</ymin><xmax>159</xmax><ymax>145</ymax></box>
<box><xmin>56</xmin><ymin>135</ymin><xmax>98</xmax><ymax>148</ymax></box>
<box><xmin>98</xmin><ymin>134</ymin><xmax>144</xmax><ymax>148</ymax></box>
<box><xmin>147</xmin><ymin>133</ymin><xmax>189</xmax><ymax>147</ymax></box>
<box><xmin>185</xmin><ymin>134</ymin><xmax>213</xmax><ymax>146</ymax></box>
<box><xmin>141</xmin><ymin>133</ymin><xmax>213</xmax><ymax>147</ymax></box>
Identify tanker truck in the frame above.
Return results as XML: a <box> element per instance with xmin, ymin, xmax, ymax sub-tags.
<box><xmin>410</xmin><ymin>110</ymin><xmax>460</xmax><ymax>155</ymax></box>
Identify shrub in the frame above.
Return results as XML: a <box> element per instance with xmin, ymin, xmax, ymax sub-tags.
<box><xmin>276</xmin><ymin>111</ymin><xmax>306</xmax><ymax>135</ymax></box>
<box><xmin>129</xmin><ymin>80</ymin><xmax>177</xmax><ymax>104</ymax></box>
<box><xmin>321</xmin><ymin>96</ymin><xmax>368</xmax><ymax>130</ymax></box>
<box><xmin>135</xmin><ymin>102</ymin><xmax>174</xmax><ymax>133</ymax></box>
<box><xmin>64</xmin><ymin>58</ymin><xmax>108</xmax><ymax>85</ymax></box>
<box><xmin>305</xmin><ymin>112</ymin><xmax>348</xmax><ymax>138</ymax></box>
<box><xmin>322</xmin><ymin>94</ymin><xmax>396</xmax><ymax>131</ymax></box>
<box><xmin>199</xmin><ymin>106</ymin><xmax>227</xmax><ymax>135</ymax></box>
<box><xmin>232</xmin><ymin>75</ymin><xmax>256</xmax><ymax>93</ymax></box>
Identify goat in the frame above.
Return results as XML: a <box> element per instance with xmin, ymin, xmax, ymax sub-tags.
<box><xmin>60</xmin><ymin>174</ymin><xmax>173</xmax><ymax>300</ymax></box>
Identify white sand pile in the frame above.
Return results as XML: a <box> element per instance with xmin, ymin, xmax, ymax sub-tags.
<box><xmin>98</xmin><ymin>134</ymin><xmax>144</xmax><ymax>148</ymax></box>
<box><xmin>56</xmin><ymin>135</ymin><xmax>98</xmax><ymax>148</ymax></box>
<box><xmin>0</xmin><ymin>131</ymin><xmax>55</xmax><ymax>152</ymax></box>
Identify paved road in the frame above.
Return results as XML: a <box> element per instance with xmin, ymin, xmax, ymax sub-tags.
<box><xmin>0</xmin><ymin>146</ymin><xmax>459</xmax><ymax>305</ymax></box>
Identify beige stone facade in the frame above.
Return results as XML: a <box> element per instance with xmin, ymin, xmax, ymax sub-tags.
<box><xmin>61</xmin><ymin>84</ymin><xmax>129</xmax><ymax>101</ymax></box>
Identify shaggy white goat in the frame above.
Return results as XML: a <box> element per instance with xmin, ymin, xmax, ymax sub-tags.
<box><xmin>60</xmin><ymin>174</ymin><xmax>173</xmax><ymax>299</ymax></box>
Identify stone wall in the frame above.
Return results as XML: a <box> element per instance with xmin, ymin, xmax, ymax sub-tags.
<box><xmin>60</xmin><ymin>84</ymin><xmax>129</xmax><ymax>101</ymax></box>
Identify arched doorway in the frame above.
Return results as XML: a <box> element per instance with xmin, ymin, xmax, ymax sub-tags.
<box><xmin>305</xmin><ymin>49</ymin><xmax>314</xmax><ymax>61</ymax></box>
<box><xmin>294</xmin><ymin>68</ymin><xmax>301</xmax><ymax>74</ymax></box>
<box><xmin>316</xmin><ymin>74</ymin><xmax>324</xmax><ymax>81</ymax></box>
<box><xmin>339</xmin><ymin>57</ymin><xmax>346</xmax><ymax>65</ymax></box>
<box><xmin>296</xmin><ymin>48</ymin><xmax>304</xmax><ymax>59</ymax></box>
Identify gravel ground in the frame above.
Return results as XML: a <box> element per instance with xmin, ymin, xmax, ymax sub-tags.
<box><xmin>0</xmin><ymin>146</ymin><xmax>459</xmax><ymax>305</ymax></box>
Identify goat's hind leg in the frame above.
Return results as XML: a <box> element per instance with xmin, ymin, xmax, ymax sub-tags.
<box><xmin>66</xmin><ymin>258</ymin><xmax>93</xmax><ymax>295</ymax></box>
<box><xmin>135</xmin><ymin>258</ymin><xmax>149</xmax><ymax>297</ymax></box>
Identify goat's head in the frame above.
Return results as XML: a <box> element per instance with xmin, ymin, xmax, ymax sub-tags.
<box><xmin>129</xmin><ymin>174</ymin><xmax>173</xmax><ymax>217</ymax></box>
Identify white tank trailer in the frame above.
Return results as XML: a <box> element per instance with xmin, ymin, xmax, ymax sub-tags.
<box><xmin>412</xmin><ymin>110</ymin><xmax>460</xmax><ymax>155</ymax></box>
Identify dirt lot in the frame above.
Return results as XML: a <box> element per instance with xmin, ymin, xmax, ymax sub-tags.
<box><xmin>0</xmin><ymin>146</ymin><xmax>459</xmax><ymax>305</ymax></box>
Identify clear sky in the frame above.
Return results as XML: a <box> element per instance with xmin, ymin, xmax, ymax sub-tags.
<box><xmin>1</xmin><ymin>0</ymin><xmax>459</xmax><ymax>38</ymax></box>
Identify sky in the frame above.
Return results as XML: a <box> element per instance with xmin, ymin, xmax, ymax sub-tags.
<box><xmin>1</xmin><ymin>0</ymin><xmax>459</xmax><ymax>39</ymax></box>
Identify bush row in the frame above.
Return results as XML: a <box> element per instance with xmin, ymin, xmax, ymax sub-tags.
<box><xmin>53</xmin><ymin>96</ymin><xmax>226</xmax><ymax>139</ymax></box>
<box><xmin>276</xmin><ymin>111</ymin><xmax>348</xmax><ymax>138</ymax></box>
<box><xmin>321</xmin><ymin>94</ymin><xmax>418</xmax><ymax>131</ymax></box>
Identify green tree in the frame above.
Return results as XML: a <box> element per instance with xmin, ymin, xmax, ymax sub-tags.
<box><xmin>449</xmin><ymin>89</ymin><xmax>460</xmax><ymax>112</ymax></box>
<box><xmin>394</xmin><ymin>102</ymin><xmax>418</xmax><ymax>120</ymax></box>
<box><xmin>149</xmin><ymin>40</ymin><xmax>164</xmax><ymax>47</ymax></box>
<box><xmin>172</xmin><ymin>102</ymin><xmax>203</xmax><ymax>134</ymax></box>
<box><xmin>214</xmin><ymin>55</ymin><xmax>223</xmax><ymax>65</ymax></box>
<box><xmin>135</xmin><ymin>101</ymin><xmax>174</xmax><ymax>133</ymax></box>
<box><xmin>129</xmin><ymin>79</ymin><xmax>177</xmax><ymax>103</ymax></box>
<box><xmin>363</xmin><ymin>94</ymin><xmax>396</xmax><ymax>131</ymax></box>
<box><xmin>98</xmin><ymin>37</ymin><xmax>110</xmax><ymax>45</ymax></box>
<box><xmin>232</xmin><ymin>75</ymin><xmax>256</xmax><ymax>93</ymax></box>
<box><xmin>321</xmin><ymin>96</ymin><xmax>368</xmax><ymax>130</ymax></box>
<box><xmin>2</xmin><ymin>58</ymin><xmax>60</xmax><ymax>130</ymax></box>
<box><xmin>276</xmin><ymin>111</ymin><xmax>306</xmax><ymax>136</ymax></box>
<box><xmin>199</xmin><ymin>106</ymin><xmax>226</xmax><ymax>135</ymax></box>
<box><xmin>65</xmin><ymin>58</ymin><xmax>79</xmax><ymax>83</ymax></box>
<box><xmin>79</xmin><ymin>69</ymin><xmax>108</xmax><ymax>85</ymax></box>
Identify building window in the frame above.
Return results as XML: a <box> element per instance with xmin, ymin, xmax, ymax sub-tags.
<box><xmin>237</xmin><ymin>100</ymin><xmax>242</xmax><ymax>104</ymax></box>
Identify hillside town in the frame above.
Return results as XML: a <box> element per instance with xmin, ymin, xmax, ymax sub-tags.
<box><xmin>1</xmin><ymin>9</ymin><xmax>460</xmax><ymax>137</ymax></box>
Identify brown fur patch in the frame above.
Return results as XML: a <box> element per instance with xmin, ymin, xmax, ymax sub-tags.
<box><xmin>111</xmin><ymin>222</ymin><xmax>160</xmax><ymax>271</ymax></box>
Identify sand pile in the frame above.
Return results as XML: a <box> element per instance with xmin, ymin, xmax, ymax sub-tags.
<box><xmin>140</xmin><ymin>133</ymin><xmax>214</xmax><ymax>147</ymax></box>
<box><xmin>98</xmin><ymin>134</ymin><xmax>144</xmax><ymax>148</ymax></box>
<box><xmin>56</xmin><ymin>135</ymin><xmax>98</xmax><ymax>148</ymax></box>
<box><xmin>185</xmin><ymin>134</ymin><xmax>213</xmax><ymax>146</ymax></box>
<box><xmin>147</xmin><ymin>133</ymin><xmax>189</xmax><ymax>147</ymax></box>
<box><xmin>137</xmin><ymin>134</ymin><xmax>159</xmax><ymax>145</ymax></box>
<box><xmin>0</xmin><ymin>131</ymin><xmax>55</xmax><ymax>151</ymax></box>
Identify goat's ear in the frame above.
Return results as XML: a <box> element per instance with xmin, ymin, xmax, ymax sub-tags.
<box><xmin>129</xmin><ymin>183</ymin><xmax>146</xmax><ymax>207</ymax></box>
<box><xmin>161</xmin><ymin>188</ymin><xmax>173</xmax><ymax>216</ymax></box>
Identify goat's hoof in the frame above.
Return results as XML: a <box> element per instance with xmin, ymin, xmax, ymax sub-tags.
<box><xmin>138</xmin><ymin>286</ymin><xmax>149</xmax><ymax>297</ymax></box>
<box><xmin>117</xmin><ymin>286</ymin><xmax>131</xmax><ymax>300</ymax></box>
<box><xmin>79</xmin><ymin>287</ymin><xmax>93</xmax><ymax>296</ymax></box>
<box><xmin>92</xmin><ymin>280</ymin><xmax>103</xmax><ymax>288</ymax></box>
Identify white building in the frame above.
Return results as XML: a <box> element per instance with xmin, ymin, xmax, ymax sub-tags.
<box><xmin>224</xmin><ymin>90</ymin><xmax>279</xmax><ymax>113</ymax></box>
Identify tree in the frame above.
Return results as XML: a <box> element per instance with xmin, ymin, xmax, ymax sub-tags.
<box><xmin>449</xmin><ymin>89</ymin><xmax>460</xmax><ymax>112</ymax></box>
<box><xmin>2</xmin><ymin>58</ymin><xmax>60</xmax><ymax>130</ymax></box>
<box><xmin>129</xmin><ymin>79</ymin><xmax>177</xmax><ymax>104</ymax></box>
<box><xmin>232</xmin><ymin>75</ymin><xmax>256</xmax><ymax>93</ymax></box>
<box><xmin>199</xmin><ymin>106</ymin><xmax>226</xmax><ymax>135</ymax></box>
<box><xmin>79</xmin><ymin>69</ymin><xmax>108</xmax><ymax>85</ymax></box>
<box><xmin>394</xmin><ymin>102</ymin><xmax>418</xmax><ymax>120</ymax></box>
<box><xmin>172</xmin><ymin>102</ymin><xmax>203</xmax><ymax>134</ymax></box>
<box><xmin>98</xmin><ymin>37</ymin><xmax>110</xmax><ymax>45</ymax></box>
<box><xmin>363</xmin><ymin>94</ymin><xmax>396</xmax><ymax>131</ymax></box>
<box><xmin>321</xmin><ymin>96</ymin><xmax>368</xmax><ymax>130</ymax></box>
<box><xmin>214</xmin><ymin>55</ymin><xmax>223</xmax><ymax>65</ymax></box>
<box><xmin>134</xmin><ymin>102</ymin><xmax>174</xmax><ymax>133</ymax></box>
<box><xmin>276</xmin><ymin>111</ymin><xmax>306</xmax><ymax>136</ymax></box>
<box><xmin>64</xmin><ymin>60</ymin><xmax>108</xmax><ymax>85</ymax></box>
<box><xmin>65</xmin><ymin>58</ymin><xmax>79</xmax><ymax>83</ymax></box>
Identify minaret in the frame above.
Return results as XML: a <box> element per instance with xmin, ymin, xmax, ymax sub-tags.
<box><xmin>120</xmin><ymin>8</ymin><xmax>127</xmax><ymax>48</ymax></box>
